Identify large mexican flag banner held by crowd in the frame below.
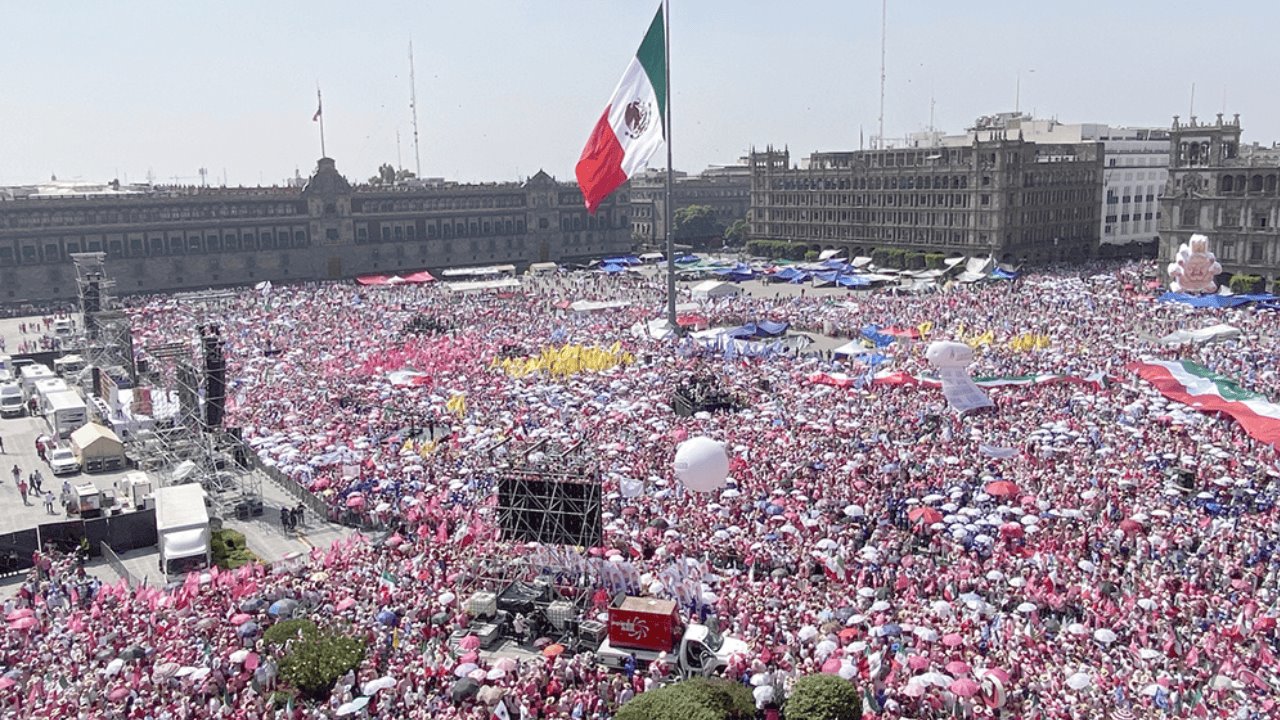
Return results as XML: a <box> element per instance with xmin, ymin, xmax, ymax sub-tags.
<box><xmin>1129</xmin><ymin>359</ymin><xmax>1280</xmax><ymax>448</ymax></box>
<box><xmin>575</xmin><ymin>6</ymin><xmax>667</xmax><ymax>213</ymax></box>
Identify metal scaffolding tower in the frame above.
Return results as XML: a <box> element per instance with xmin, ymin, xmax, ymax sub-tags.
<box><xmin>71</xmin><ymin>252</ymin><xmax>136</xmax><ymax>382</ymax></box>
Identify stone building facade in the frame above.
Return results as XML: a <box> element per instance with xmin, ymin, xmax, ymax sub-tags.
<box><xmin>747</xmin><ymin>138</ymin><xmax>1103</xmax><ymax>264</ymax></box>
<box><xmin>629</xmin><ymin>165</ymin><xmax>751</xmax><ymax>245</ymax></box>
<box><xmin>0</xmin><ymin>158</ymin><xmax>632</xmax><ymax>303</ymax></box>
<box><xmin>1158</xmin><ymin>114</ymin><xmax>1280</xmax><ymax>283</ymax></box>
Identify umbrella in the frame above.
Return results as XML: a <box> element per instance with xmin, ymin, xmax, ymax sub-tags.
<box><xmin>907</xmin><ymin>655</ymin><xmax>930</xmax><ymax>670</ymax></box>
<box><xmin>108</xmin><ymin>686</ymin><xmax>131</xmax><ymax>702</ymax></box>
<box><xmin>945</xmin><ymin>660</ymin><xmax>971</xmax><ymax>676</ymax></box>
<box><xmin>376</xmin><ymin>609</ymin><xmax>398</xmax><ymax>626</ymax></box>
<box><xmin>798</xmin><ymin>625</ymin><xmax>819</xmax><ymax>642</ymax></box>
<box><xmin>451</xmin><ymin>678</ymin><xmax>481</xmax><ymax>702</ymax></box>
<box><xmin>950</xmin><ymin>678</ymin><xmax>980</xmax><ymax>697</ymax></box>
<box><xmin>437</xmin><ymin>591</ymin><xmax>456</xmax><ymax>605</ymax></box>
<box><xmin>942</xmin><ymin>633</ymin><xmax>964</xmax><ymax>647</ymax></box>
<box><xmin>476</xmin><ymin>686</ymin><xmax>507</xmax><ymax>705</ymax></box>
<box><xmin>1093</xmin><ymin>628</ymin><xmax>1118</xmax><ymax>644</ymax></box>
<box><xmin>236</xmin><ymin>621</ymin><xmax>260</xmax><ymax>637</ymax></box>
<box><xmin>4</xmin><ymin>609</ymin><xmax>33</xmax><ymax>621</ymax></box>
<box><xmin>542</xmin><ymin>643</ymin><xmax>566</xmax><ymax>658</ymax></box>
<box><xmin>920</xmin><ymin>672</ymin><xmax>953</xmax><ymax>687</ymax></box>
<box><xmin>821</xmin><ymin>657</ymin><xmax>843</xmax><ymax>674</ymax></box>
<box><xmin>268</xmin><ymin>599</ymin><xmax>300</xmax><ymax>617</ymax></box>
<box><xmin>336</xmin><ymin>597</ymin><xmax>357</xmax><ymax>612</ymax></box>
<box><xmin>1066</xmin><ymin>672</ymin><xmax>1093</xmax><ymax>690</ymax></box>
<box><xmin>1119</xmin><ymin>519</ymin><xmax>1145</xmax><ymax>535</ymax></box>
<box><xmin>1017</xmin><ymin>602</ymin><xmax>1037</xmax><ymax>614</ymax></box>
<box><xmin>485</xmin><ymin>668</ymin><xmax>507</xmax><ymax>681</ymax></box>
<box><xmin>105</xmin><ymin>658</ymin><xmax>125</xmax><ymax>676</ymax></box>
<box><xmin>1067</xmin><ymin>622</ymin><xmax>1088</xmax><ymax>636</ymax></box>
<box><xmin>985</xmin><ymin>481</ymin><xmax>1020</xmax><ymax>497</ymax></box>
<box><xmin>453</xmin><ymin>662</ymin><xmax>479</xmax><ymax>678</ymax></box>
<box><xmin>362</xmin><ymin>675</ymin><xmax>396</xmax><ymax>694</ymax></box>
<box><xmin>909</xmin><ymin>507</ymin><xmax>943</xmax><ymax>525</ymax></box>
<box><xmin>492</xmin><ymin>657</ymin><xmax>518</xmax><ymax>673</ymax></box>
<box><xmin>238</xmin><ymin>598</ymin><xmax>267</xmax><ymax>613</ymax></box>
<box><xmin>336</xmin><ymin>696</ymin><xmax>370</xmax><ymax>716</ymax></box>
<box><xmin>229</xmin><ymin>613</ymin><xmax>252</xmax><ymax>626</ymax></box>
<box><xmin>229</xmin><ymin>649</ymin><xmax>250</xmax><ymax>664</ymax></box>
<box><xmin>753</xmin><ymin>685</ymin><xmax>775</xmax><ymax>705</ymax></box>
<box><xmin>459</xmin><ymin>635</ymin><xmax>482</xmax><ymax>651</ymax></box>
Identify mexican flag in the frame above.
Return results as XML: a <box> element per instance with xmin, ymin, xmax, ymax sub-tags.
<box><xmin>1129</xmin><ymin>360</ymin><xmax>1280</xmax><ymax>447</ymax></box>
<box><xmin>575</xmin><ymin>6</ymin><xmax>666</xmax><ymax>213</ymax></box>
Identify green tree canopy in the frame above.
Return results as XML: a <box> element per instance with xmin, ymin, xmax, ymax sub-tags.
<box><xmin>616</xmin><ymin>678</ymin><xmax>755</xmax><ymax>720</ymax></box>
<box><xmin>673</xmin><ymin>205</ymin><xmax>725</xmax><ymax>245</ymax></box>
<box><xmin>783</xmin><ymin>674</ymin><xmax>862</xmax><ymax>720</ymax></box>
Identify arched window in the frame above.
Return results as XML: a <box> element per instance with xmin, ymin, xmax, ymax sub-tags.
<box><xmin>1267</xmin><ymin>175</ymin><xmax>1278</xmax><ymax>194</ymax></box>
<box><xmin>1251</xmin><ymin>175</ymin><xmax>1264</xmax><ymax>193</ymax></box>
<box><xmin>1221</xmin><ymin>175</ymin><xmax>1234</xmax><ymax>192</ymax></box>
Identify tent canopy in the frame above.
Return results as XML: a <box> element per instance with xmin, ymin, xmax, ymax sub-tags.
<box><xmin>691</xmin><ymin>280</ymin><xmax>742</xmax><ymax>299</ymax></box>
<box><xmin>70</xmin><ymin>423</ymin><xmax>124</xmax><ymax>460</ymax></box>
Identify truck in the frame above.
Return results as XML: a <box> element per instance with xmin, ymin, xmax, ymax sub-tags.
<box><xmin>0</xmin><ymin>382</ymin><xmax>23</xmax><ymax>417</ymax></box>
<box><xmin>19</xmin><ymin>364</ymin><xmax>55</xmax><ymax>400</ymax></box>
<box><xmin>593</xmin><ymin>596</ymin><xmax>748</xmax><ymax>678</ymax></box>
<box><xmin>155</xmin><ymin>484</ymin><xmax>212</xmax><ymax>577</ymax></box>
<box><xmin>44</xmin><ymin>390</ymin><xmax>88</xmax><ymax>438</ymax></box>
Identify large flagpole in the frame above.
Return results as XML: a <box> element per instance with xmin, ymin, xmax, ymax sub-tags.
<box><xmin>663</xmin><ymin>0</ymin><xmax>676</xmax><ymax>329</ymax></box>
<box><xmin>317</xmin><ymin>85</ymin><xmax>327</xmax><ymax>158</ymax></box>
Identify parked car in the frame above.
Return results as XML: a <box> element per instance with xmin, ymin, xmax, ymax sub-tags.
<box><xmin>49</xmin><ymin>447</ymin><xmax>81</xmax><ymax>476</ymax></box>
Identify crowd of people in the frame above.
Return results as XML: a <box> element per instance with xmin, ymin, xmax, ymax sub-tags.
<box><xmin>2</xmin><ymin>261</ymin><xmax>1278</xmax><ymax>719</ymax></box>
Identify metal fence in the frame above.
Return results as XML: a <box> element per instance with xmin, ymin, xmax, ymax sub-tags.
<box><xmin>248</xmin><ymin>452</ymin><xmax>383</xmax><ymax>531</ymax></box>
<box><xmin>101</xmin><ymin>541</ymin><xmax>148</xmax><ymax>588</ymax></box>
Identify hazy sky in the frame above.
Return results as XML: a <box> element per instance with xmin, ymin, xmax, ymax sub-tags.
<box><xmin>4</xmin><ymin>1</ymin><xmax>1278</xmax><ymax>187</ymax></box>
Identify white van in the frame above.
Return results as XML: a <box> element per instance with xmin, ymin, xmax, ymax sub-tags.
<box><xmin>54</xmin><ymin>318</ymin><xmax>75</xmax><ymax>338</ymax></box>
<box><xmin>0</xmin><ymin>382</ymin><xmax>23</xmax><ymax>418</ymax></box>
<box><xmin>19</xmin><ymin>364</ymin><xmax>55</xmax><ymax>399</ymax></box>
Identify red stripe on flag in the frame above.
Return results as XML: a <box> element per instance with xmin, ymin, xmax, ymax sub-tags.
<box><xmin>1128</xmin><ymin>362</ymin><xmax>1280</xmax><ymax>448</ymax></box>
<box><xmin>575</xmin><ymin>106</ymin><xmax>628</xmax><ymax>214</ymax></box>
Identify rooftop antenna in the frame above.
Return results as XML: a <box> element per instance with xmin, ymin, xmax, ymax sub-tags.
<box><xmin>409</xmin><ymin>40</ymin><xmax>423</xmax><ymax>177</ymax></box>
<box><xmin>396</xmin><ymin>128</ymin><xmax>403</xmax><ymax>174</ymax></box>
<box><xmin>1189</xmin><ymin>82</ymin><xmax>1196</xmax><ymax>120</ymax></box>
<box><xmin>877</xmin><ymin>0</ymin><xmax>887</xmax><ymax>149</ymax></box>
<box><xmin>929</xmin><ymin>95</ymin><xmax>935</xmax><ymax>135</ymax></box>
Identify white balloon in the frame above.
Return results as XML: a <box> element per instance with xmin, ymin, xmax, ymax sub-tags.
<box><xmin>674</xmin><ymin>437</ymin><xmax>730</xmax><ymax>493</ymax></box>
<box><xmin>925</xmin><ymin>341</ymin><xmax>974</xmax><ymax>369</ymax></box>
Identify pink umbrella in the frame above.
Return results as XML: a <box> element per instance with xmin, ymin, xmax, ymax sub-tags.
<box><xmin>229</xmin><ymin>613</ymin><xmax>252</xmax><ymax>626</ymax></box>
<box><xmin>949</xmin><ymin>678</ymin><xmax>980</xmax><ymax>697</ymax></box>
<box><xmin>335</xmin><ymin>597</ymin><xmax>357</xmax><ymax>612</ymax></box>
<box><xmin>942</xmin><ymin>633</ymin><xmax>964</xmax><ymax>647</ymax></box>
<box><xmin>492</xmin><ymin>657</ymin><xmax>518</xmax><ymax>673</ymax></box>
<box><xmin>945</xmin><ymin>660</ymin><xmax>971</xmax><ymax>676</ymax></box>
<box><xmin>907</xmin><ymin>655</ymin><xmax>930</xmax><ymax>671</ymax></box>
<box><xmin>108</xmin><ymin>686</ymin><xmax>131</xmax><ymax>701</ymax></box>
<box><xmin>459</xmin><ymin>635</ymin><xmax>482</xmax><ymax>651</ymax></box>
<box><xmin>5</xmin><ymin>608</ymin><xmax>33</xmax><ymax>621</ymax></box>
<box><xmin>244</xmin><ymin>652</ymin><xmax>260</xmax><ymax>671</ymax></box>
<box><xmin>821</xmin><ymin>657</ymin><xmax>843</xmax><ymax>674</ymax></box>
<box><xmin>0</xmin><ymin>677</ymin><xmax>15</xmax><ymax>691</ymax></box>
<box><xmin>346</xmin><ymin>495</ymin><xmax>365</xmax><ymax>509</ymax></box>
<box><xmin>981</xmin><ymin>667</ymin><xmax>1011</xmax><ymax>684</ymax></box>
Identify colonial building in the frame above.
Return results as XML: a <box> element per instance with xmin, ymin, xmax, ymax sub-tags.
<box><xmin>747</xmin><ymin>137</ymin><xmax>1103</xmax><ymax>265</ymax></box>
<box><xmin>629</xmin><ymin>165</ymin><xmax>751</xmax><ymax>245</ymax></box>
<box><xmin>0</xmin><ymin>158</ymin><xmax>632</xmax><ymax>303</ymax></box>
<box><xmin>1159</xmin><ymin>114</ymin><xmax>1280</xmax><ymax>283</ymax></box>
<box><xmin>910</xmin><ymin>113</ymin><xmax>1168</xmax><ymax>255</ymax></box>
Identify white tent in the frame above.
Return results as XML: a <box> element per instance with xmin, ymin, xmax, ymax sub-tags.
<box><xmin>832</xmin><ymin>340</ymin><xmax>875</xmax><ymax>357</ymax></box>
<box><xmin>1156</xmin><ymin>324</ymin><xmax>1242</xmax><ymax>345</ymax></box>
<box><xmin>691</xmin><ymin>280</ymin><xmax>742</xmax><ymax>299</ymax></box>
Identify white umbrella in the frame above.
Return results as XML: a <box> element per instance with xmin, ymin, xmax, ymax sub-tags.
<box><xmin>843</xmin><ymin>504</ymin><xmax>865</xmax><ymax>518</ymax></box>
<box><xmin>1093</xmin><ymin>628</ymin><xmax>1118</xmax><ymax>644</ymax></box>
<box><xmin>914</xmin><ymin>627</ymin><xmax>939</xmax><ymax>642</ymax></box>
<box><xmin>798</xmin><ymin>625</ymin><xmax>819</xmax><ymax>642</ymax></box>
<box><xmin>336</xmin><ymin>697</ymin><xmax>370</xmax><ymax>716</ymax></box>
<box><xmin>1065</xmin><ymin>672</ymin><xmax>1093</xmax><ymax>690</ymax></box>
<box><xmin>1137</xmin><ymin>648</ymin><xmax>1162</xmax><ymax>660</ymax></box>
<box><xmin>1017</xmin><ymin>602</ymin><xmax>1037</xmax><ymax>614</ymax></box>
<box><xmin>361</xmin><ymin>675</ymin><xmax>396</xmax><ymax>695</ymax></box>
<box><xmin>752</xmin><ymin>685</ymin><xmax>775</xmax><ymax>705</ymax></box>
<box><xmin>920</xmin><ymin>671</ymin><xmax>953</xmax><ymax>687</ymax></box>
<box><xmin>750</xmin><ymin>672</ymin><xmax>769</xmax><ymax>687</ymax></box>
<box><xmin>1067</xmin><ymin>623</ymin><xmax>1088</xmax><ymax>636</ymax></box>
<box><xmin>815</xmin><ymin>639</ymin><xmax>838</xmax><ymax>658</ymax></box>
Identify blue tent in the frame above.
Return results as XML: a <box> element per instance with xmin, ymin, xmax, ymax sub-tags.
<box><xmin>1157</xmin><ymin>292</ymin><xmax>1277</xmax><ymax>308</ymax></box>
<box><xmin>604</xmin><ymin>255</ymin><xmax>642</xmax><ymax>266</ymax></box>
<box><xmin>712</xmin><ymin>264</ymin><xmax>754</xmax><ymax>281</ymax></box>
<box><xmin>674</xmin><ymin>254</ymin><xmax>701</xmax><ymax>265</ymax></box>
<box><xmin>992</xmin><ymin>267</ymin><xmax>1020</xmax><ymax>280</ymax></box>
<box><xmin>861</xmin><ymin>325</ymin><xmax>895</xmax><ymax>348</ymax></box>
<box><xmin>600</xmin><ymin>263</ymin><xmax>626</xmax><ymax>275</ymax></box>
<box><xmin>836</xmin><ymin>274</ymin><xmax>871</xmax><ymax>288</ymax></box>
<box><xmin>821</xmin><ymin>259</ymin><xmax>853</xmax><ymax>272</ymax></box>
<box><xmin>725</xmin><ymin>320</ymin><xmax>790</xmax><ymax>339</ymax></box>
<box><xmin>772</xmin><ymin>267</ymin><xmax>810</xmax><ymax>283</ymax></box>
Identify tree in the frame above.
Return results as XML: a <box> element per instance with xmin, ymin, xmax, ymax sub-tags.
<box><xmin>616</xmin><ymin>678</ymin><xmax>755</xmax><ymax>720</ymax></box>
<box><xmin>278</xmin><ymin>627</ymin><xmax>366</xmax><ymax>699</ymax></box>
<box><xmin>723</xmin><ymin>218</ymin><xmax>749</xmax><ymax>246</ymax></box>
<box><xmin>1229</xmin><ymin>274</ymin><xmax>1264</xmax><ymax>294</ymax></box>
<box><xmin>673</xmin><ymin>205</ymin><xmax>725</xmax><ymax>248</ymax></box>
<box><xmin>783</xmin><ymin>675</ymin><xmax>862</xmax><ymax>720</ymax></box>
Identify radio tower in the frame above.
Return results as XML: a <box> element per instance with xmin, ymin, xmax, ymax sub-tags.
<box><xmin>409</xmin><ymin>40</ymin><xmax>423</xmax><ymax>178</ymax></box>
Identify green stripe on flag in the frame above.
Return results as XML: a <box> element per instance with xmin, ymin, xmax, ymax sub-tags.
<box><xmin>635</xmin><ymin>7</ymin><xmax>667</xmax><ymax>131</ymax></box>
<box><xmin>1177</xmin><ymin>360</ymin><xmax>1267</xmax><ymax>403</ymax></box>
